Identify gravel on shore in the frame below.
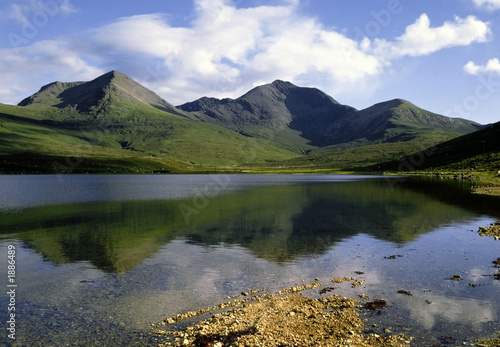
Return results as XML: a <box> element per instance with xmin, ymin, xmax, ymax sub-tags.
<box><xmin>152</xmin><ymin>281</ymin><xmax>411</xmax><ymax>347</ymax></box>
<box><xmin>472</xmin><ymin>186</ymin><xmax>500</xmax><ymax>196</ymax></box>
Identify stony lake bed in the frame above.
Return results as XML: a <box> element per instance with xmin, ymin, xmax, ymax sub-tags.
<box><xmin>0</xmin><ymin>174</ymin><xmax>499</xmax><ymax>346</ymax></box>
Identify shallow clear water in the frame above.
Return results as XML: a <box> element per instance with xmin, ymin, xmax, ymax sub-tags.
<box><xmin>0</xmin><ymin>174</ymin><xmax>499</xmax><ymax>346</ymax></box>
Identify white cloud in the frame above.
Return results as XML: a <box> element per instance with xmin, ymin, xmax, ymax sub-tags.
<box><xmin>84</xmin><ymin>0</ymin><xmax>383</xmax><ymax>103</ymax></box>
<box><xmin>0</xmin><ymin>0</ymin><xmax>492</xmax><ymax>106</ymax></box>
<box><xmin>464</xmin><ymin>58</ymin><xmax>500</xmax><ymax>75</ymax></box>
<box><xmin>0</xmin><ymin>39</ymin><xmax>103</xmax><ymax>104</ymax></box>
<box><xmin>378</xmin><ymin>14</ymin><xmax>491</xmax><ymax>58</ymax></box>
<box><xmin>472</xmin><ymin>0</ymin><xmax>500</xmax><ymax>10</ymax></box>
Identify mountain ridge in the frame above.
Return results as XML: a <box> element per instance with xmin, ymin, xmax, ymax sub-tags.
<box><xmin>178</xmin><ymin>79</ymin><xmax>363</xmax><ymax>149</ymax></box>
<box><xmin>0</xmin><ymin>70</ymin><xmax>492</xmax><ymax>173</ymax></box>
<box><xmin>19</xmin><ymin>70</ymin><xmax>187</xmax><ymax>117</ymax></box>
<box><xmin>179</xmin><ymin>79</ymin><xmax>480</xmax><ymax>148</ymax></box>
<box><xmin>18</xmin><ymin>71</ymin><xmax>481</xmax><ymax>145</ymax></box>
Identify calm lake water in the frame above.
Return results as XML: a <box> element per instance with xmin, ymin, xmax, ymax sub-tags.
<box><xmin>0</xmin><ymin>174</ymin><xmax>499</xmax><ymax>346</ymax></box>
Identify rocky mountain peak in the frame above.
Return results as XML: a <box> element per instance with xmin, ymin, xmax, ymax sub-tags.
<box><xmin>270</xmin><ymin>80</ymin><xmax>296</xmax><ymax>93</ymax></box>
<box><xmin>18</xmin><ymin>70</ymin><xmax>186</xmax><ymax>116</ymax></box>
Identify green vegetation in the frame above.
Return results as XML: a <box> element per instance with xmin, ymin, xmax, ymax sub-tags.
<box><xmin>0</xmin><ymin>99</ymin><xmax>297</xmax><ymax>173</ymax></box>
<box><xmin>370</xmin><ymin>119</ymin><xmax>500</xmax><ymax>187</ymax></box>
<box><xmin>1</xmin><ymin>95</ymin><xmax>496</xmax><ymax>175</ymax></box>
<box><xmin>0</xmin><ymin>71</ymin><xmax>496</xmax><ymax>175</ymax></box>
<box><xmin>476</xmin><ymin>333</ymin><xmax>500</xmax><ymax>347</ymax></box>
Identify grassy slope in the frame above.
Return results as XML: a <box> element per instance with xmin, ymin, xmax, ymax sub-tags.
<box><xmin>0</xmin><ymin>96</ymin><xmax>489</xmax><ymax>174</ymax></box>
<box><xmin>372</xmin><ymin>120</ymin><xmax>500</xmax><ymax>171</ymax></box>
<box><xmin>256</xmin><ymin>102</ymin><xmax>479</xmax><ymax>172</ymax></box>
<box><xmin>0</xmin><ymin>101</ymin><xmax>298</xmax><ymax>173</ymax></box>
<box><xmin>363</xmin><ymin>119</ymin><xmax>500</xmax><ymax>188</ymax></box>
<box><xmin>208</xmin><ymin>99</ymin><xmax>478</xmax><ymax>158</ymax></box>
<box><xmin>254</xmin><ymin>128</ymin><xmax>470</xmax><ymax>172</ymax></box>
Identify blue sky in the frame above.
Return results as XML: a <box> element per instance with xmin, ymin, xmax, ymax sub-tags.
<box><xmin>1</xmin><ymin>0</ymin><xmax>500</xmax><ymax>124</ymax></box>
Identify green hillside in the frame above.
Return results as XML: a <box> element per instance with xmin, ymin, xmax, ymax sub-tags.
<box><xmin>0</xmin><ymin>101</ymin><xmax>296</xmax><ymax>173</ymax></box>
<box><xmin>0</xmin><ymin>71</ymin><xmax>487</xmax><ymax>174</ymax></box>
<box><xmin>249</xmin><ymin>101</ymin><xmax>481</xmax><ymax>171</ymax></box>
<box><xmin>372</xmin><ymin>119</ymin><xmax>500</xmax><ymax>173</ymax></box>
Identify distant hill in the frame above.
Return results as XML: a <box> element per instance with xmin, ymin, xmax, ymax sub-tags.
<box><xmin>372</xmin><ymin>120</ymin><xmax>500</xmax><ymax>172</ymax></box>
<box><xmin>0</xmin><ymin>70</ymin><xmax>489</xmax><ymax>174</ymax></box>
<box><xmin>348</xmin><ymin>98</ymin><xmax>481</xmax><ymax>142</ymax></box>
<box><xmin>179</xmin><ymin>96</ymin><xmax>233</xmax><ymax>112</ymax></box>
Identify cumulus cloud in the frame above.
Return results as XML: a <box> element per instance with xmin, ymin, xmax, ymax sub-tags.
<box><xmin>0</xmin><ymin>39</ymin><xmax>103</xmax><ymax>103</ymax></box>
<box><xmin>0</xmin><ymin>0</ymin><xmax>492</xmax><ymax>105</ymax></box>
<box><xmin>82</xmin><ymin>0</ymin><xmax>383</xmax><ymax>103</ymax></box>
<box><xmin>464</xmin><ymin>58</ymin><xmax>500</xmax><ymax>75</ymax></box>
<box><xmin>472</xmin><ymin>0</ymin><xmax>500</xmax><ymax>10</ymax></box>
<box><xmin>86</xmin><ymin>5</ymin><xmax>491</xmax><ymax>103</ymax></box>
<box><xmin>377</xmin><ymin>14</ymin><xmax>491</xmax><ymax>58</ymax></box>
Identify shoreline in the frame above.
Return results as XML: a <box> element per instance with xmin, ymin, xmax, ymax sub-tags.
<box><xmin>152</xmin><ymin>277</ymin><xmax>500</xmax><ymax>346</ymax></box>
<box><xmin>472</xmin><ymin>185</ymin><xmax>500</xmax><ymax>196</ymax></box>
<box><xmin>152</xmin><ymin>280</ymin><xmax>412</xmax><ymax>347</ymax></box>
<box><xmin>152</xmin><ymin>222</ymin><xmax>500</xmax><ymax>346</ymax></box>
<box><xmin>382</xmin><ymin>170</ymin><xmax>500</xmax><ymax>197</ymax></box>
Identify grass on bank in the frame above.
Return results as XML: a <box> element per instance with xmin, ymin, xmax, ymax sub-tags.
<box><xmin>476</xmin><ymin>334</ymin><xmax>500</xmax><ymax>347</ymax></box>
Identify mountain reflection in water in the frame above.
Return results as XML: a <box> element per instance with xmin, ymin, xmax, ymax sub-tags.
<box><xmin>0</xmin><ymin>174</ymin><xmax>499</xmax><ymax>346</ymax></box>
<box><xmin>1</xmin><ymin>176</ymin><xmax>476</xmax><ymax>271</ymax></box>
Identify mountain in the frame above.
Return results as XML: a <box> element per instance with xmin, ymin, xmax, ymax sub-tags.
<box><xmin>256</xmin><ymin>98</ymin><xmax>487</xmax><ymax>170</ymax></box>
<box><xmin>0</xmin><ymin>72</ymin><xmax>298</xmax><ymax>173</ymax></box>
<box><xmin>334</xmin><ymin>98</ymin><xmax>481</xmax><ymax>143</ymax></box>
<box><xmin>19</xmin><ymin>70</ymin><xmax>186</xmax><ymax>117</ymax></box>
<box><xmin>179</xmin><ymin>80</ymin><xmax>357</xmax><ymax>148</ymax></box>
<box><xmin>372</xmin><ymin>119</ymin><xmax>500</xmax><ymax>172</ymax></box>
<box><xmin>180</xmin><ymin>80</ymin><xmax>480</xmax><ymax>152</ymax></box>
<box><xmin>179</xmin><ymin>96</ymin><xmax>233</xmax><ymax>112</ymax></box>
<box><xmin>0</xmin><ymin>71</ymin><xmax>489</xmax><ymax>174</ymax></box>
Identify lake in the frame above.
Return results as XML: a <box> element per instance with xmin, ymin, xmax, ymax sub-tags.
<box><xmin>0</xmin><ymin>174</ymin><xmax>499</xmax><ymax>346</ymax></box>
